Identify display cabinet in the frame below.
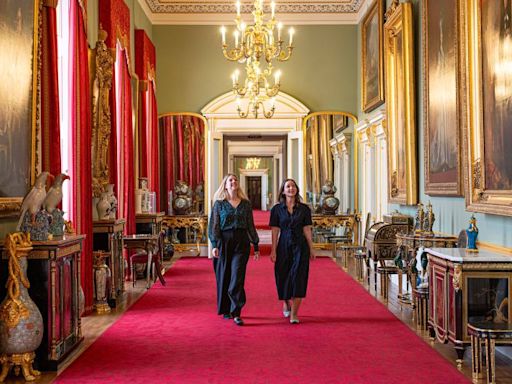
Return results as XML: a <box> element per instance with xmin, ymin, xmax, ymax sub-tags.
<box><xmin>92</xmin><ymin>219</ymin><xmax>125</xmax><ymax>307</ymax></box>
<box><xmin>426</xmin><ymin>247</ymin><xmax>512</xmax><ymax>365</ymax></box>
<box><xmin>0</xmin><ymin>235</ymin><xmax>85</xmax><ymax>371</ymax></box>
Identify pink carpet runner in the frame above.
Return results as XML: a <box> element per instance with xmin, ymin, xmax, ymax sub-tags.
<box><xmin>55</xmin><ymin>257</ymin><xmax>469</xmax><ymax>384</ymax></box>
<box><xmin>253</xmin><ymin>209</ymin><xmax>270</xmax><ymax>229</ymax></box>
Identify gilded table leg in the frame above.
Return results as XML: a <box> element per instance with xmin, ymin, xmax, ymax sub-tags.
<box><xmin>484</xmin><ymin>337</ymin><xmax>496</xmax><ymax>384</ymax></box>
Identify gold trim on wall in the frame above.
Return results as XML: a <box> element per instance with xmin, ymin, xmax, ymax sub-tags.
<box><xmin>361</xmin><ymin>0</ymin><xmax>385</xmax><ymax>113</ymax></box>
<box><xmin>384</xmin><ymin>1</ymin><xmax>417</xmax><ymax>205</ymax></box>
<box><xmin>462</xmin><ymin>0</ymin><xmax>512</xmax><ymax>216</ymax></box>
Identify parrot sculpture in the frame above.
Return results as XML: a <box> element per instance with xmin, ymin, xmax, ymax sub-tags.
<box><xmin>16</xmin><ymin>171</ymin><xmax>50</xmax><ymax>231</ymax></box>
<box><xmin>43</xmin><ymin>173</ymin><xmax>70</xmax><ymax>213</ymax></box>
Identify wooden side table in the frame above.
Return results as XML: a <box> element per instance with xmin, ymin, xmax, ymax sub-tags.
<box><xmin>468</xmin><ymin>322</ymin><xmax>512</xmax><ymax>384</ymax></box>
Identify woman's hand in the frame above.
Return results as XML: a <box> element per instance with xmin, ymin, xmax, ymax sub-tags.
<box><xmin>253</xmin><ymin>251</ymin><xmax>260</xmax><ymax>261</ymax></box>
<box><xmin>270</xmin><ymin>250</ymin><xmax>276</xmax><ymax>263</ymax></box>
<box><xmin>211</xmin><ymin>248</ymin><xmax>219</xmax><ymax>258</ymax></box>
<box><xmin>309</xmin><ymin>247</ymin><xmax>316</xmax><ymax>260</ymax></box>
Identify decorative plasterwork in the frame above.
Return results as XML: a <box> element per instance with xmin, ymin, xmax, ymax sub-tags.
<box><xmin>139</xmin><ymin>0</ymin><xmax>368</xmax><ymax>25</ymax></box>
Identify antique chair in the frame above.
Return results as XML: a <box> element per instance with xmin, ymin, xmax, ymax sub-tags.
<box><xmin>130</xmin><ymin>231</ymin><xmax>166</xmax><ymax>287</ymax></box>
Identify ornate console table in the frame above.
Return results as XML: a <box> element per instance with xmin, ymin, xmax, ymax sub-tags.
<box><xmin>311</xmin><ymin>214</ymin><xmax>358</xmax><ymax>250</ymax></box>
<box><xmin>1</xmin><ymin>235</ymin><xmax>85</xmax><ymax>371</ymax></box>
<box><xmin>136</xmin><ymin>212</ymin><xmax>164</xmax><ymax>235</ymax></box>
<box><xmin>425</xmin><ymin>247</ymin><xmax>512</xmax><ymax>366</ymax></box>
<box><xmin>397</xmin><ymin>233</ymin><xmax>458</xmax><ymax>258</ymax></box>
<box><xmin>162</xmin><ymin>215</ymin><xmax>207</xmax><ymax>255</ymax></box>
<box><xmin>93</xmin><ymin>219</ymin><xmax>125</xmax><ymax>307</ymax></box>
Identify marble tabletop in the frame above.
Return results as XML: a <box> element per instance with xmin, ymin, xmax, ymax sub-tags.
<box><xmin>425</xmin><ymin>247</ymin><xmax>512</xmax><ymax>263</ymax></box>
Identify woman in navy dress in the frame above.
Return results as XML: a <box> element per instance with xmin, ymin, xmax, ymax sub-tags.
<box><xmin>269</xmin><ymin>179</ymin><xmax>315</xmax><ymax>324</ymax></box>
<box><xmin>208</xmin><ymin>174</ymin><xmax>259</xmax><ymax>326</ymax></box>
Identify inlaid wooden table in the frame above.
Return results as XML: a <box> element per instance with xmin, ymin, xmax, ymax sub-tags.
<box><xmin>123</xmin><ymin>234</ymin><xmax>159</xmax><ymax>289</ymax></box>
<box><xmin>468</xmin><ymin>321</ymin><xmax>512</xmax><ymax>384</ymax></box>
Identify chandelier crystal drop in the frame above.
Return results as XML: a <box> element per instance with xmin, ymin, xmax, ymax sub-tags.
<box><xmin>220</xmin><ymin>0</ymin><xmax>294</xmax><ymax>118</ymax></box>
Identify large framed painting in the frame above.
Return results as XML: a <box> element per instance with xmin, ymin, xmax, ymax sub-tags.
<box><xmin>464</xmin><ymin>0</ymin><xmax>512</xmax><ymax>216</ymax></box>
<box><xmin>384</xmin><ymin>0</ymin><xmax>417</xmax><ymax>205</ymax></box>
<box><xmin>0</xmin><ymin>0</ymin><xmax>39</xmax><ymax>217</ymax></box>
<box><xmin>361</xmin><ymin>0</ymin><xmax>384</xmax><ymax>113</ymax></box>
<box><xmin>423</xmin><ymin>0</ymin><xmax>463</xmax><ymax>196</ymax></box>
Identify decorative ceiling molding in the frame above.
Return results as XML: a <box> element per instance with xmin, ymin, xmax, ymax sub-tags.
<box><xmin>139</xmin><ymin>0</ymin><xmax>369</xmax><ymax>25</ymax></box>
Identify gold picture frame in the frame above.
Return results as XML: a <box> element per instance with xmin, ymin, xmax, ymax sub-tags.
<box><xmin>361</xmin><ymin>0</ymin><xmax>384</xmax><ymax>113</ymax></box>
<box><xmin>463</xmin><ymin>0</ymin><xmax>512</xmax><ymax>216</ymax></box>
<box><xmin>0</xmin><ymin>0</ymin><xmax>39</xmax><ymax>217</ymax></box>
<box><xmin>422</xmin><ymin>0</ymin><xmax>463</xmax><ymax>196</ymax></box>
<box><xmin>384</xmin><ymin>0</ymin><xmax>417</xmax><ymax>205</ymax></box>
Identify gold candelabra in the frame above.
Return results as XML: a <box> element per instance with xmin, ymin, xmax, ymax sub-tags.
<box><xmin>221</xmin><ymin>0</ymin><xmax>294</xmax><ymax>118</ymax></box>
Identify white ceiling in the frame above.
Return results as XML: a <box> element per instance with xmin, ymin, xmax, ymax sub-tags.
<box><xmin>138</xmin><ymin>0</ymin><xmax>370</xmax><ymax>25</ymax></box>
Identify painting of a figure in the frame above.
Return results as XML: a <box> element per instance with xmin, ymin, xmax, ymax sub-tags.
<box><xmin>362</xmin><ymin>0</ymin><xmax>384</xmax><ymax>113</ymax></box>
<box><xmin>0</xmin><ymin>0</ymin><xmax>36</xmax><ymax>198</ymax></box>
<box><xmin>424</xmin><ymin>0</ymin><xmax>461</xmax><ymax>195</ymax></box>
<box><xmin>482</xmin><ymin>0</ymin><xmax>512</xmax><ymax>191</ymax></box>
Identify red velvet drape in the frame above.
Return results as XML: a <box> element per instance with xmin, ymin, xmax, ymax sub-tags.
<box><xmin>161</xmin><ymin>117</ymin><xmax>175</xmax><ymax>212</ymax></box>
<box><xmin>41</xmin><ymin>1</ymin><xmax>61</xmax><ymax>176</ymax></box>
<box><xmin>116</xmin><ymin>47</ymin><xmax>135</xmax><ymax>236</ymax></box>
<box><xmin>70</xmin><ymin>0</ymin><xmax>93</xmax><ymax>313</ymax></box>
<box><xmin>148</xmin><ymin>81</ymin><xmax>159</xmax><ymax>211</ymax></box>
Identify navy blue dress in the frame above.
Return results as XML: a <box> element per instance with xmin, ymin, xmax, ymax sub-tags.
<box><xmin>269</xmin><ymin>202</ymin><xmax>313</xmax><ymax>300</ymax></box>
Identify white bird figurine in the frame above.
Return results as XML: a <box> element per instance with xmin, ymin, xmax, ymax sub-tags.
<box><xmin>43</xmin><ymin>173</ymin><xmax>70</xmax><ymax>213</ymax></box>
<box><xmin>16</xmin><ymin>171</ymin><xmax>50</xmax><ymax>230</ymax></box>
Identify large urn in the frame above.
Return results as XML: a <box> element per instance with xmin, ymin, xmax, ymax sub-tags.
<box><xmin>0</xmin><ymin>233</ymin><xmax>43</xmax><ymax>382</ymax></box>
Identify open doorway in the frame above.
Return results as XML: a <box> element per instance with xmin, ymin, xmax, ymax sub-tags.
<box><xmin>247</xmin><ymin>176</ymin><xmax>262</xmax><ymax>209</ymax></box>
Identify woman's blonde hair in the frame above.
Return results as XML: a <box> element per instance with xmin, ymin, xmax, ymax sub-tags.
<box><xmin>213</xmin><ymin>173</ymin><xmax>248</xmax><ymax>201</ymax></box>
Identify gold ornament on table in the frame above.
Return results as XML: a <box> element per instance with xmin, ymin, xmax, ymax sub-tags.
<box><xmin>422</xmin><ymin>201</ymin><xmax>435</xmax><ymax>236</ymax></box>
<box><xmin>414</xmin><ymin>203</ymin><xmax>425</xmax><ymax>234</ymax></box>
<box><xmin>0</xmin><ymin>233</ymin><xmax>43</xmax><ymax>382</ymax></box>
<box><xmin>220</xmin><ymin>0</ymin><xmax>294</xmax><ymax>118</ymax></box>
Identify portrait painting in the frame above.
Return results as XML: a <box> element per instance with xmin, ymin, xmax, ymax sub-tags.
<box><xmin>423</xmin><ymin>0</ymin><xmax>462</xmax><ymax>196</ymax></box>
<box><xmin>384</xmin><ymin>1</ymin><xmax>417</xmax><ymax>205</ymax></box>
<box><xmin>481</xmin><ymin>0</ymin><xmax>512</xmax><ymax>191</ymax></box>
<box><xmin>464</xmin><ymin>0</ymin><xmax>512</xmax><ymax>216</ymax></box>
<box><xmin>0</xmin><ymin>0</ymin><xmax>38</xmax><ymax>215</ymax></box>
<box><xmin>333</xmin><ymin>114</ymin><xmax>348</xmax><ymax>135</ymax></box>
<box><xmin>361</xmin><ymin>0</ymin><xmax>384</xmax><ymax>113</ymax></box>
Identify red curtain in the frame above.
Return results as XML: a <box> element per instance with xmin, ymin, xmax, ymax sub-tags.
<box><xmin>148</xmin><ymin>81</ymin><xmax>159</xmax><ymax>211</ymax></box>
<box><xmin>160</xmin><ymin>117</ymin><xmax>175</xmax><ymax>212</ymax></box>
<box><xmin>70</xmin><ymin>0</ymin><xmax>93</xmax><ymax>313</ymax></box>
<box><xmin>41</xmin><ymin>0</ymin><xmax>61</xmax><ymax>176</ymax></box>
<box><xmin>116</xmin><ymin>47</ymin><xmax>136</xmax><ymax>236</ymax></box>
<box><xmin>135</xmin><ymin>30</ymin><xmax>159</xmax><ymax>211</ymax></box>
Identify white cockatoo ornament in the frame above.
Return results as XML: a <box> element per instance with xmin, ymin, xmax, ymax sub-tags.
<box><xmin>16</xmin><ymin>171</ymin><xmax>50</xmax><ymax>230</ymax></box>
<box><xmin>43</xmin><ymin>173</ymin><xmax>70</xmax><ymax>213</ymax></box>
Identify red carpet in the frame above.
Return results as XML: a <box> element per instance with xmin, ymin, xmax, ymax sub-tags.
<box><xmin>253</xmin><ymin>209</ymin><xmax>270</xmax><ymax>229</ymax></box>
<box><xmin>55</xmin><ymin>258</ymin><xmax>469</xmax><ymax>384</ymax></box>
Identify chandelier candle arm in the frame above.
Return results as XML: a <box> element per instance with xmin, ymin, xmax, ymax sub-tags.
<box><xmin>221</xmin><ymin>0</ymin><xmax>294</xmax><ymax>118</ymax></box>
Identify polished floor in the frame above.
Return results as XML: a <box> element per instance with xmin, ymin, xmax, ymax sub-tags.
<box><xmin>3</xmin><ymin>251</ymin><xmax>512</xmax><ymax>383</ymax></box>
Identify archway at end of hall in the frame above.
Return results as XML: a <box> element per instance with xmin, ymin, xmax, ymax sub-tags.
<box><xmin>201</xmin><ymin>91</ymin><xmax>309</xmax><ymax>212</ymax></box>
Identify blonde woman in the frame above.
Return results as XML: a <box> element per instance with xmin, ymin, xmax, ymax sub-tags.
<box><xmin>208</xmin><ymin>174</ymin><xmax>259</xmax><ymax>326</ymax></box>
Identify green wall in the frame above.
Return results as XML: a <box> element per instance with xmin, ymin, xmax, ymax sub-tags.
<box><xmin>153</xmin><ymin>25</ymin><xmax>358</xmax><ymax>114</ymax></box>
<box><xmin>355</xmin><ymin>0</ymin><xmax>512</xmax><ymax>248</ymax></box>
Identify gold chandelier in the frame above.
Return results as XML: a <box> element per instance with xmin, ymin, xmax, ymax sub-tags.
<box><xmin>221</xmin><ymin>0</ymin><xmax>294</xmax><ymax>118</ymax></box>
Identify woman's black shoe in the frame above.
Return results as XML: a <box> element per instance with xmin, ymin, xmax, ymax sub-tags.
<box><xmin>233</xmin><ymin>317</ymin><xmax>244</xmax><ymax>326</ymax></box>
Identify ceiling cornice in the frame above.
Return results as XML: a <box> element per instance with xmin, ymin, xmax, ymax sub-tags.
<box><xmin>138</xmin><ymin>0</ymin><xmax>369</xmax><ymax>25</ymax></box>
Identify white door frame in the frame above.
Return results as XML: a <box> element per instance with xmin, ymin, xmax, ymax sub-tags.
<box><xmin>239</xmin><ymin>168</ymin><xmax>269</xmax><ymax>210</ymax></box>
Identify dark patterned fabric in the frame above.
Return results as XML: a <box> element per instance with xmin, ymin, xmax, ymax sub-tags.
<box><xmin>208</xmin><ymin>199</ymin><xmax>259</xmax><ymax>251</ymax></box>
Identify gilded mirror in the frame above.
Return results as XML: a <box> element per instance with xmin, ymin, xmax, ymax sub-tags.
<box><xmin>303</xmin><ymin>112</ymin><xmax>357</xmax><ymax>212</ymax></box>
<box><xmin>158</xmin><ymin>113</ymin><xmax>207</xmax><ymax>252</ymax></box>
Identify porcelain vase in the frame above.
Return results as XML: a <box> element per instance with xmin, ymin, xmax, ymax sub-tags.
<box><xmin>0</xmin><ymin>233</ymin><xmax>43</xmax><ymax>382</ymax></box>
